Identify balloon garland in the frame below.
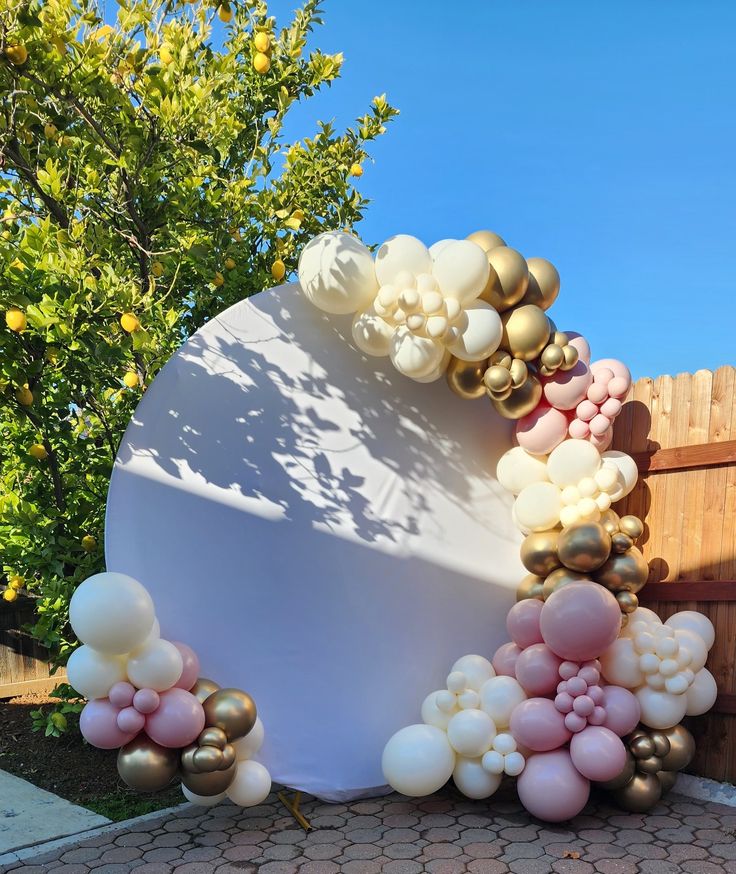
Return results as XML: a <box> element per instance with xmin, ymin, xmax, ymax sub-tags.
<box><xmin>68</xmin><ymin>573</ymin><xmax>271</xmax><ymax>808</ymax></box>
<box><xmin>297</xmin><ymin>229</ymin><xmax>718</xmax><ymax>821</ymax></box>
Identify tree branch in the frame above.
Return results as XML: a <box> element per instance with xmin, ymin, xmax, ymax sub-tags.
<box><xmin>0</xmin><ymin>140</ymin><xmax>69</xmax><ymax>228</ymax></box>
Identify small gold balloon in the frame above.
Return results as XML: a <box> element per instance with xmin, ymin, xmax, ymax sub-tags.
<box><xmin>612</xmin><ymin>771</ymin><xmax>662</xmax><ymax>813</ymax></box>
<box><xmin>467</xmin><ymin>229</ymin><xmax>506</xmax><ymax>252</ymax></box>
<box><xmin>490</xmin><ymin>373</ymin><xmax>542</xmax><ymax>419</ymax></box>
<box><xmin>600</xmin><ymin>509</ymin><xmax>622</xmax><ymax>537</ymax></box>
<box><xmin>480</xmin><ymin>247</ymin><xmax>529</xmax><ymax>312</ymax></box>
<box><xmin>446</xmin><ymin>357</ymin><xmax>488</xmax><ymax>400</ymax></box>
<box><xmin>500</xmin><ymin>305</ymin><xmax>551</xmax><ymax>362</ymax></box>
<box><xmin>190</xmin><ymin>677</ymin><xmax>220</xmax><ymax>704</ymax></box>
<box><xmin>637</xmin><ymin>754</ymin><xmax>663</xmax><ymax>774</ymax></box>
<box><xmin>489</xmin><ymin>349</ymin><xmax>513</xmax><ymax>368</ymax></box>
<box><xmin>519</xmin><ymin>257</ymin><xmax>561</xmax><ymax>311</ymax></box>
<box><xmin>594</xmin><ymin>547</ymin><xmax>649</xmax><ymax>594</ymax></box>
<box><xmin>181</xmin><ymin>744</ymin><xmax>198</xmax><ymax>772</ymax></box>
<box><xmin>181</xmin><ymin>759</ymin><xmax>236</xmax><ymax>796</ymax></box>
<box><xmin>203</xmin><ymin>688</ymin><xmax>257</xmax><ymax>741</ymax></box>
<box><xmin>619</xmin><ymin>515</ymin><xmax>645</xmax><ymax>540</ymax></box>
<box><xmin>509</xmin><ymin>358</ymin><xmax>529</xmax><ymax>388</ymax></box>
<box><xmin>597</xmin><ymin>751</ymin><xmax>636</xmax><ymax>790</ymax></box>
<box><xmin>557</xmin><ymin>521</ymin><xmax>612</xmax><ymax>573</ymax></box>
<box><xmin>650</xmin><ymin>732</ymin><xmax>672</xmax><ymax>759</ymax></box>
<box><xmin>520</xmin><ymin>530</ymin><xmax>561</xmax><ymax>576</ymax></box>
<box><xmin>630</xmin><ymin>735</ymin><xmax>656</xmax><ymax>760</ymax></box>
<box><xmin>540</xmin><ymin>343</ymin><xmax>565</xmax><ymax>373</ymax></box>
<box><xmin>561</xmin><ymin>345</ymin><xmax>579</xmax><ymax>370</ymax></box>
<box><xmin>612</xmin><ymin>532</ymin><xmax>634</xmax><ymax>554</ymax></box>
<box><xmin>517</xmin><ymin>573</ymin><xmax>545</xmax><ymax>601</ymax></box>
<box><xmin>616</xmin><ymin>591</ymin><xmax>639</xmax><ymax>614</ymax></box>
<box><xmin>658</xmin><ymin>770</ymin><xmax>678</xmax><ymax>793</ymax></box>
<box><xmin>661</xmin><ymin>724</ymin><xmax>695</xmax><ymax>772</ymax></box>
<box><xmin>221</xmin><ymin>744</ymin><xmax>237</xmax><ymax>769</ymax></box>
<box><xmin>192</xmin><ymin>746</ymin><xmax>223</xmax><ymax>773</ymax></box>
<box><xmin>543</xmin><ymin>567</ymin><xmax>590</xmax><ymax>600</ymax></box>
<box><xmin>198</xmin><ymin>727</ymin><xmax>228</xmax><ymax>749</ymax></box>
<box><xmin>117</xmin><ymin>736</ymin><xmax>179</xmax><ymax>793</ymax></box>
<box><xmin>484</xmin><ymin>364</ymin><xmax>513</xmax><ymax>394</ymax></box>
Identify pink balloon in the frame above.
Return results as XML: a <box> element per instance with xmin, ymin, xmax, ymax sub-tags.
<box><xmin>144</xmin><ymin>688</ymin><xmax>205</xmax><ymax>748</ymax></box>
<box><xmin>80</xmin><ymin>699</ymin><xmax>137</xmax><ymax>749</ymax></box>
<box><xmin>133</xmin><ymin>688</ymin><xmax>160</xmax><ymax>714</ymax></box>
<box><xmin>515</xmin><ymin>643</ymin><xmax>563</xmax><ymax>696</ymax></box>
<box><xmin>592</xmin><ymin>358</ymin><xmax>631</xmax><ymax>384</ymax></box>
<box><xmin>510</xmin><ymin>697</ymin><xmax>572</xmax><ymax>752</ymax></box>
<box><xmin>542</xmin><ymin>360</ymin><xmax>593</xmax><ymax>411</ymax></box>
<box><xmin>516</xmin><ymin>405</ymin><xmax>569</xmax><ymax>455</ymax></box>
<box><xmin>600</xmin><ymin>397</ymin><xmax>622</xmax><ymax>418</ymax></box>
<box><xmin>117</xmin><ymin>706</ymin><xmax>146</xmax><ymax>734</ymax></box>
<box><xmin>589</xmin><ymin>427</ymin><xmax>613</xmax><ymax>451</ymax></box>
<box><xmin>540</xmin><ymin>582</ymin><xmax>622</xmax><ymax>662</ymax></box>
<box><xmin>590</xmin><ymin>413</ymin><xmax>611</xmax><ymax>436</ymax></box>
<box><xmin>517</xmin><ymin>750</ymin><xmax>590</xmax><ymax>822</ymax></box>
<box><xmin>576</xmin><ymin>399</ymin><xmax>598</xmax><ymax>421</ymax></box>
<box><xmin>565</xmin><ymin>332</ymin><xmax>591</xmax><ymax>365</ymax></box>
<box><xmin>492</xmin><ymin>642</ymin><xmax>522</xmax><ymax>677</ymax></box>
<box><xmin>172</xmin><ymin>641</ymin><xmax>201</xmax><ymax>691</ymax></box>
<box><xmin>592</xmin><ymin>367</ymin><xmax>614</xmax><ymax>387</ymax></box>
<box><xmin>602</xmin><ymin>685</ymin><xmax>641</xmax><ymax>737</ymax></box>
<box><xmin>587</xmin><ymin>382</ymin><xmax>609</xmax><ymax>404</ymax></box>
<box><xmin>568</xmin><ymin>419</ymin><xmax>590</xmax><ymax>439</ymax></box>
<box><xmin>109</xmin><ymin>681</ymin><xmax>136</xmax><ymax>708</ymax></box>
<box><xmin>570</xmin><ymin>725</ymin><xmax>627</xmax><ymax>782</ymax></box>
<box><xmin>608</xmin><ymin>376</ymin><xmax>630</xmax><ymax>399</ymax></box>
<box><xmin>506</xmin><ymin>600</ymin><xmax>544</xmax><ymax>650</ymax></box>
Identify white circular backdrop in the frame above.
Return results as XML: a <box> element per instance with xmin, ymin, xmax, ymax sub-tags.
<box><xmin>105</xmin><ymin>282</ymin><xmax>524</xmax><ymax>800</ymax></box>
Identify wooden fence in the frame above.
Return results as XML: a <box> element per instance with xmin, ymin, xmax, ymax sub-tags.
<box><xmin>611</xmin><ymin>365</ymin><xmax>736</xmax><ymax>781</ymax></box>
<box><xmin>0</xmin><ymin>593</ymin><xmax>64</xmax><ymax>698</ymax></box>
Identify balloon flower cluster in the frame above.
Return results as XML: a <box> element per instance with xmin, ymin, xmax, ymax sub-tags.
<box><xmin>67</xmin><ymin>573</ymin><xmax>271</xmax><ymax>808</ymax></box>
<box><xmin>297</xmin><ymin>227</ymin><xmax>718</xmax><ymax>822</ymax></box>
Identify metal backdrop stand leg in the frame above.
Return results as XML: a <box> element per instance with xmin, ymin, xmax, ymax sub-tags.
<box><xmin>278</xmin><ymin>789</ymin><xmax>312</xmax><ymax>831</ymax></box>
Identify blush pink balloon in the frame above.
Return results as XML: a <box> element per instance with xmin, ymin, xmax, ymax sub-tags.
<box><xmin>515</xmin><ymin>405</ymin><xmax>569</xmax><ymax>455</ymax></box>
<box><xmin>172</xmin><ymin>641</ymin><xmax>201</xmax><ymax>691</ymax></box>
<box><xmin>517</xmin><ymin>750</ymin><xmax>590</xmax><ymax>822</ymax></box>
<box><xmin>565</xmin><ymin>332</ymin><xmax>591</xmax><ymax>365</ymax></box>
<box><xmin>540</xmin><ymin>582</ymin><xmax>622</xmax><ymax>662</ymax></box>
<box><xmin>144</xmin><ymin>688</ymin><xmax>205</xmax><ymax>748</ymax></box>
<box><xmin>600</xmin><ymin>397</ymin><xmax>623</xmax><ymax>418</ymax></box>
<box><xmin>590</xmin><ymin>413</ymin><xmax>611</xmax><ymax>436</ymax></box>
<box><xmin>515</xmin><ymin>643</ymin><xmax>563</xmax><ymax>696</ymax></box>
<box><xmin>542</xmin><ymin>360</ymin><xmax>593</xmax><ymax>411</ymax></box>
<box><xmin>608</xmin><ymin>376</ymin><xmax>630</xmax><ymax>399</ymax></box>
<box><xmin>117</xmin><ymin>706</ymin><xmax>146</xmax><ymax>734</ymax></box>
<box><xmin>506</xmin><ymin>599</ymin><xmax>545</xmax><ymax>650</ymax></box>
<box><xmin>568</xmin><ymin>419</ymin><xmax>590</xmax><ymax>439</ymax></box>
<box><xmin>133</xmin><ymin>688</ymin><xmax>160</xmax><ymax>714</ymax></box>
<box><xmin>590</xmin><ymin>427</ymin><xmax>613</xmax><ymax>451</ymax></box>
<box><xmin>587</xmin><ymin>382</ymin><xmax>609</xmax><ymax>405</ymax></box>
<box><xmin>602</xmin><ymin>685</ymin><xmax>641</xmax><ymax>737</ymax></box>
<box><xmin>592</xmin><ymin>358</ymin><xmax>631</xmax><ymax>384</ymax></box>
<box><xmin>576</xmin><ymin>399</ymin><xmax>598</xmax><ymax>421</ymax></box>
<box><xmin>80</xmin><ymin>699</ymin><xmax>137</xmax><ymax>749</ymax></box>
<box><xmin>570</xmin><ymin>725</ymin><xmax>627</xmax><ymax>782</ymax></box>
<box><xmin>510</xmin><ymin>697</ymin><xmax>572</xmax><ymax>752</ymax></box>
<box><xmin>108</xmin><ymin>681</ymin><xmax>136</xmax><ymax>708</ymax></box>
<box><xmin>492</xmin><ymin>642</ymin><xmax>522</xmax><ymax>677</ymax></box>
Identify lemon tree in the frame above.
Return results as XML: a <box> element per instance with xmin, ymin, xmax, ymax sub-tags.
<box><xmin>0</xmin><ymin>0</ymin><xmax>397</xmax><ymax>718</ymax></box>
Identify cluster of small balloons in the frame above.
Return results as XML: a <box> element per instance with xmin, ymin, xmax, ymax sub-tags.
<box><xmin>68</xmin><ymin>573</ymin><xmax>271</xmax><ymax>808</ymax></box>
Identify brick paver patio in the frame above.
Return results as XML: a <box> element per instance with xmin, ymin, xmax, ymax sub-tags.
<box><xmin>4</xmin><ymin>784</ymin><xmax>736</xmax><ymax>874</ymax></box>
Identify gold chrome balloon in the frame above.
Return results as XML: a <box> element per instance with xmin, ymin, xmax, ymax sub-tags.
<box><xmin>181</xmin><ymin>759</ymin><xmax>236</xmax><ymax>796</ymax></box>
<box><xmin>637</xmin><ymin>755</ymin><xmax>663</xmax><ymax>774</ymax></box>
<box><xmin>612</xmin><ymin>771</ymin><xmax>662</xmax><ymax>813</ymax></box>
<box><xmin>540</xmin><ymin>343</ymin><xmax>565</xmax><ymax>374</ymax></box>
<box><xmin>198</xmin><ymin>727</ymin><xmax>228</xmax><ymax>749</ymax></box>
<box><xmin>520</xmin><ymin>530</ymin><xmax>561</xmax><ymax>577</ymax></box>
<box><xmin>220</xmin><ymin>744</ymin><xmax>237</xmax><ymax>769</ymax></box>
<box><xmin>616</xmin><ymin>591</ymin><xmax>639</xmax><ymax>614</ymax></box>
<box><xmin>661</xmin><ymin>724</ymin><xmax>695</xmax><ymax>772</ymax></box>
<box><xmin>484</xmin><ymin>364</ymin><xmax>513</xmax><ymax>397</ymax></box>
<box><xmin>597</xmin><ymin>751</ymin><xmax>636</xmax><ymax>790</ymax></box>
<box><xmin>203</xmin><ymin>688</ymin><xmax>257</xmax><ymax>741</ymax></box>
<box><xmin>557</xmin><ymin>521</ymin><xmax>612</xmax><ymax>573</ymax></box>
<box><xmin>594</xmin><ymin>547</ymin><xmax>649</xmax><ymax>593</ymax></box>
<box><xmin>542</xmin><ymin>567</ymin><xmax>590</xmax><ymax>600</ymax></box>
<box><xmin>490</xmin><ymin>372</ymin><xmax>542</xmax><ymax>419</ymax></box>
<box><xmin>600</xmin><ymin>509</ymin><xmax>622</xmax><ymax>537</ymax></box>
<box><xmin>630</xmin><ymin>735</ymin><xmax>656</xmax><ymax>760</ymax></box>
<box><xmin>446</xmin><ymin>357</ymin><xmax>488</xmax><ymax>400</ymax></box>
<box><xmin>519</xmin><ymin>257</ymin><xmax>561</xmax><ymax>311</ymax></box>
<box><xmin>650</xmin><ymin>732</ymin><xmax>672</xmax><ymax>759</ymax></box>
<box><xmin>562</xmin><ymin>345</ymin><xmax>579</xmax><ymax>369</ymax></box>
<box><xmin>500</xmin><ymin>305</ymin><xmax>551</xmax><ymax>362</ymax></box>
<box><xmin>517</xmin><ymin>573</ymin><xmax>545</xmax><ymax>601</ymax></box>
<box><xmin>193</xmin><ymin>745</ymin><xmax>224</xmax><ymax>773</ymax></box>
<box><xmin>480</xmin><ymin>247</ymin><xmax>529</xmax><ymax>312</ymax></box>
<box><xmin>117</xmin><ymin>736</ymin><xmax>179</xmax><ymax>793</ymax></box>
<box><xmin>509</xmin><ymin>358</ymin><xmax>529</xmax><ymax>388</ymax></box>
<box><xmin>658</xmin><ymin>770</ymin><xmax>678</xmax><ymax>793</ymax></box>
<box><xmin>190</xmin><ymin>677</ymin><xmax>220</xmax><ymax>704</ymax></box>
<box><xmin>467</xmin><ymin>229</ymin><xmax>506</xmax><ymax>252</ymax></box>
<box><xmin>619</xmin><ymin>515</ymin><xmax>644</xmax><ymax>540</ymax></box>
<box><xmin>612</xmin><ymin>532</ymin><xmax>634</xmax><ymax>554</ymax></box>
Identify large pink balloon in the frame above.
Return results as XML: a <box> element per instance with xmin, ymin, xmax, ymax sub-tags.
<box><xmin>506</xmin><ymin>600</ymin><xmax>545</xmax><ymax>650</ymax></box>
<box><xmin>492</xmin><ymin>642</ymin><xmax>522</xmax><ymax>677</ymax></box>
<box><xmin>542</xmin><ymin>360</ymin><xmax>593</xmax><ymax>411</ymax></box>
<box><xmin>540</xmin><ymin>582</ymin><xmax>621</xmax><ymax>662</ymax></box>
<box><xmin>570</xmin><ymin>725</ymin><xmax>627</xmax><ymax>782</ymax></box>
<box><xmin>517</xmin><ymin>750</ymin><xmax>590</xmax><ymax>822</ymax></box>
<box><xmin>516</xmin><ymin>405</ymin><xmax>569</xmax><ymax>455</ymax></box>
<box><xmin>515</xmin><ymin>643</ymin><xmax>563</xmax><ymax>696</ymax></box>
<box><xmin>145</xmin><ymin>688</ymin><xmax>205</xmax><ymax>748</ymax></box>
<box><xmin>510</xmin><ymin>697</ymin><xmax>572</xmax><ymax>752</ymax></box>
<box><xmin>80</xmin><ymin>699</ymin><xmax>137</xmax><ymax>749</ymax></box>
<box><xmin>172</xmin><ymin>641</ymin><xmax>201</xmax><ymax>691</ymax></box>
<box><xmin>602</xmin><ymin>685</ymin><xmax>641</xmax><ymax>737</ymax></box>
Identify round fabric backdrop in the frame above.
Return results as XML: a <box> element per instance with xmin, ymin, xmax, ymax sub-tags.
<box><xmin>105</xmin><ymin>282</ymin><xmax>523</xmax><ymax>800</ymax></box>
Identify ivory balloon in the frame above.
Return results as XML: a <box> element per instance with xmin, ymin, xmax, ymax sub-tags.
<box><xmin>636</xmin><ymin>687</ymin><xmax>688</xmax><ymax>730</ymax></box>
<box><xmin>451</xmin><ymin>654</ymin><xmax>496</xmax><ymax>692</ymax></box>
<box><xmin>117</xmin><ymin>736</ymin><xmax>179</xmax><ymax>792</ymax></box>
<box><xmin>66</xmin><ymin>645</ymin><xmax>126</xmax><ymax>700</ymax></box>
<box><xmin>500</xmin><ymin>305</ymin><xmax>550</xmax><ymax>361</ymax></box>
<box><xmin>352</xmin><ymin>307</ymin><xmax>393</xmax><ymax>357</ymax></box>
<box><xmin>601</xmin><ymin>451</ymin><xmax>638</xmax><ymax>501</ymax></box>
<box><xmin>126</xmin><ymin>639</ymin><xmax>184</xmax><ymax>692</ymax></box>
<box><xmin>666</xmin><ymin>612</ymin><xmax>715</xmax><ymax>650</ymax></box>
<box><xmin>448</xmin><ymin>301</ymin><xmax>503</xmax><ymax>361</ymax></box>
<box><xmin>421</xmin><ymin>690</ymin><xmax>457</xmax><ymax>730</ymax></box>
<box><xmin>480</xmin><ymin>247</ymin><xmax>529</xmax><ymax>312</ymax></box>
<box><xmin>479</xmin><ymin>676</ymin><xmax>527</xmax><ymax>729</ymax></box>
<box><xmin>432</xmin><ymin>239</ymin><xmax>490</xmax><ymax>304</ymax></box>
<box><xmin>226</xmin><ymin>760</ymin><xmax>272</xmax><ymax>807</ymax></box>
<box><xmin>686</xmin><ymin>668</ymin><xmax>718</xmax><ymax>715</ymax></box>
<box><xmin>298</xmin><ymin>231</ymin><xmax>378</xmax><ymax>315</ymax></box>
<box><xmin>599</xmin><ymin>637</ymin><xmax>643</xmax><ymax>688</ymax></box>
<box><xmin>182</xmin><ymin>786</ymin><xmax>227</xmax><ymax>806</ymax></box>
<box><xmin>446</xmin><ymin>357</ymin><xmax>487</xmax><ymax>399</ymax></box>
<box><xmin>374</xmin><ymin>234</ymin><xmax>432</xmax><ymax>286</ymax></box>
<box><xmin>520</xmin><ymin>530</ymin><xmax>560</xmax><ymax>577</ymax></box>
<box><xmin>496</xmin><ymin>446</ymin><xmax>549</xmax><ymax>495</ymax></box>
<box><xmin>547</xmin><ymin>440</ymin><xmax>602</xmax><ymax>487</ymax></box>
<box><xmin>453</xmin><ymin>756</ymin><xmax>502</xmax><ymax>799</ymax></box>
<box><xmin>491</xmin><ymin>373</ymin><xmax>543</xmax><ymax>420</ymax></box>
<box><xmin>673</xmin><ymin>628</ymin><xmax>708</xmax><ymax>673</ymax></box>
<box><xmin>232</xmin><ymin>717</ymin><xmax>265</xmax><ymax>760</ymax></box>
<box><xmin>557</xmin><ymin>522</ymin><xmax>611</xmax><ymax>573</ymax></box>
<box><xmin>382</xmin><ymin>724</ymin><xmax>456</xmax><ymax>796</ymax></box>
<box><xmin>519</xmin><ymin>258</ymin><xmax>560</xmax><ymax>311</ymax></box>
<box><xmin>390</xmin><ymin>328</ymin><xmax>446</xmax><ymax>380</ymax></box>
<box><xmin>514</xmin><ymin>482</ymin><xmax>562</xmax><ymax>532</ymax></box>
<box><xmin>447</xmin><ymin>710</ymin><xmax>496</xmax><ymax>757</ymax></box>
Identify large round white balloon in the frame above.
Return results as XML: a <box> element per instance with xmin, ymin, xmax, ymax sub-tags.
<box><xmin>686</xmin><ymin>668</ymin><xmax>718</xmax><ymax>716</ymax></box>
<box><xmin>479</xmin><ymin>676</ymin><xmax>527</xmax><ymax>729</ymax></box>
<box><xmin>432</xmin><ymin>240</ymin><xmax>490</xmax><ymax>304</ymax></box>
<box><xmin>66</xmin><ymin>645</ymin><xmax>126</xmax><ymax>700</ymax></box>
<box><xmin>599</xmin><ymin>637</ymin><xmax>644</xmax><ymax>688</ymax></box>
<box><xmin>126</xmin><ymin>638</ymin><xmax>183</xmax><ymax>691</ymax></box>
<box><xmin>382</xmin><ymin>724</ymin><xmax>456</xmax><ymax>796</ymax></box>
<box><xmin>497</xmin><ymin>447</ymin><xmax>549</xmax><ymax>496</ymax></box>
<box><xmin>601</xmin><ymin>450</ymin><xmax>638</xmax><ymax>502</ymax></box>
<box><xmin>390</xmin><ymin>328</ymin><xmax>445</xmax><ymax>379</ymax></box>
<box><xmin>69</xmin><ymin>572</ymin><xmax>155</xmax><ymax>655</ymax></box>
<box><xmin>636</xmin><ymin>686</ymin><xmax>688</xmax><ymax>730</ymax></box>
<box><xmin>666</xmin><ymin>612</ymin><xmax>715</xmax><ymax>651</ymax></box>
<box><xmin>451</xmin><ymin>655</ymin><xmax>496</xmax><ymax>692</ymax></box>
<box><xmin>447</xmin><ymin>709</ymin><xmax>496</xmax><ymax>757</ymax></box>
<box><xmin>298</xmin><ymin>231</ymin><xmax>378</xmax><ymax>315</ymax></box>
<box><xmin>547</xmin><ymin>440</ymin><xmax>601</xmax><ymax>487</ymax></box>
<box><xmin>352</xmin><ymin>307</ymin><xmax>392</xmax><ymax>357</ymax></box>
<box><xmin>514</xmin><ymin>482</ymin><xmax>562</xmax><ymax>531</ymax></box>
<box><xmin>226</xmin><ymin>760</ymin><xmax>272</xmax><ymax>807</ymax></box>
<box><xmin>375</xmin><ymin>235</ymin><xmax>432</xmax><ymax>286</ymax></box>
<box><xmin>453</xmin><ymin>755</ymin><xmax>502</xmax><ymax>800</ymax></box>
<box><xmin>232</xmin><ymin>717</ymin><xmax>265</xmax><ymax>760</ymax></box>
<box><xmin>448</xmin><ymin>302</ymin><xmax>503</xmax><ymax>362</ymax></box>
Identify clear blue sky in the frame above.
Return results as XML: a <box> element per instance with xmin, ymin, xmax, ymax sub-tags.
<box><xmin>272</xmin><ymin>0</ymin><xmax>736</xmax><ymax>380</ymax></box>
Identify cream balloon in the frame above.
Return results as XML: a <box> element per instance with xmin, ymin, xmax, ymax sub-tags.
<box><xmin>451</xmin><ymin>655</ymin><xmax>496</xmax><ymax>692</ymax></box>
<box><xmin>666</xmin><ymin>612</ymin><xmax>715</xmax><ymax>650</ymax></box>
<box><xmin>389</xmin><ymin>328</ymin><xmax>446</xmax><ymax>380</ymax></box>
<box><xmin>599</xmin><ymin>637</ymin><xmax>644</xmax><ymax>688</ymax></box>
<box><xmin>448</xmin><ymin>301</ymin><xmax>503</xmax><ymax>361</ymax></box>
<box><xmin>225</xmin><ymin>759</ymin><xmax>272</xmax><ymax>807</ymax></box>
<box><xmin>479</xmin><ymin>676</ymin><xmax>527</xmax><ymax>729</ymax></box>
<box><xmin>414</xmin><ymin>349</ymin><xmax>451</xmax><ymax>383</ymax></box>
<box><xmin>453</xmin><ymin>756</ymin><xmax>502</xmax><ymax>800</ymax></box>
<box><xmin>298</xmin><ymin>231</ymin><xmax>378</xmax><ymax>315</ymax></box>
<box><xmin>351</xmin><ymin>307</ymin><xmax>393</xmax><ymax>357</ymax></box>
<box><xmin>182</xmin><ymin>785</ymin><xmax>226</xmax><ymax>806</ymax></box>
<box><xmin>514</xmin><ymin>482</ymin><xmax>562</xmax><ymax>532</ymax></box>
<box><xmin>636</xmin><ymin>686</ymin><xmax>688</xmax><ymax>730</ymax></box>
<box><xmin>126</xmin><ymin>639</ymin><xmax>184</xmax><ymax>692</ymax></box>
<box><xmin>686</xmin><ymin>668</ymin><xmax>718</xmax><ymax>716</ymax></box>
<box><xmin>421</xmin><ymin>691</ymin><xmax>457</xmax><ymax>730</ymax></box>
<box><xmin>232</xmin><ymin>717</ymin><xmax>265</xmax><ymax>760</ymax></box>
<box><xmin>447</xmin><ymin>710</ymin><xmax>496</xmax><ymax>758</ymax></box>
<box><xmin>601</xmin><ymin>450</ymin><xmax>639</xmax><ymax>502</ymax></box>
<box><xmin>673</xmin><ymin>629</ymin><xmax>708</xmax><ymax>673</ymax></box>
<box><xmin>431</xmin><ymin>240</ymin><xmax>490</xmax><ymax>304</ymax></box>
<box><xmin>428</xmin><ymin>239</ymin><xmax>457</xmax><ymax>259</ymax></box>
<box><xmin>375</xmin><ymin>235</ymin><xmax>432</xmax><ymax>286</ymax></box>
<box><xmin>66</xmin><ymin>645</ymin><xmax>126</xmax><ymax>700</ymax></box>
<box><xmin>620</xmin><ymin>608</ymin><xmax>661</xmax><ymax>636</ymax></box>
<box><xmin>496</xmin><ymin>446</ymin><xmax>549</xmax><ymax>495</ymax></box>
<box><xmin>547</xmin><ymin>440</ymin><xmax>602</xmax><ymax>487</ymax></box>
<box><xmin>382</xmin><ymin>724</ymin><xmax>456</xmax><ymax>796</ymax></box>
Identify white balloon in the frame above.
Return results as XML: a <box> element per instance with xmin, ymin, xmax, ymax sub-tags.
<box><xmin>599</xmin><ymin>637</ymin><xmax>644</xmax><ymax>688</ymax></box>
<box><xmin>413</xmin><ymin>349</ymin><xmax>451</xmax><ymax>383</ymax></box>
<box><xmin>493</xmin><ymin>732</ymin><xmax>517</xmax><ymax>755</ymax></box>
<box><xmin>69</xmin><ymin>572</ymin><xmax>155</xmax><ymax>655</ymax></box>
<box><xmin>432</xmin><ymin>240</ymin><xmax>490</xmax><ymax>305</ymax></box>
<box><xmin>421</xmin><ymin>691</ymin><xmax>457</xmax><ymax>730</ymax></box>
<box><xmin>351</xmin><ymin>307</ymin><xmax>392</xmax><ymax>357</ymax></box>
<box><xmin>447</xmin><ymin>709</ymin><xmax>496</xmax><ymax>757</ymax></box>
<box><xmin>428</xmin><ymin>239</ymin><xmax>457</xmax><ymax>260</ymax></box>
<box><xmin>547</xmin><ymin>440</ymin><xmax>602</xmax><ymax>488</ymax></box>
<box><xmin>514</xmin><ymin>482</ymin><xmax>562</xmax><ymax>532</ymax></box>
<box><xmin>66</xmin><ymin>645</ymin><xmax>126</xmax><ymax>700</ymax></box>
<box><xmin>620</xmin><ymin>608</ymin><xmax>661</xmax><ymax>636</ymax></box>
<box><xmin>232</xmin><ymin>717</ymin><xmax>265</xmax><ymax>760</ymax></box>
<box><xmin>182</xmin><ymin>785</ymin><xmax>226</xmax><ymax>806</ymax></box>
<box><xmin>447</xmin><ymin>301</ymin><xmax>503</xmax><ymax>362</ymax></box>
<box><xmin>601</xmin><ymin>450</ymin><xmax>639</xmax><ymax>502</ymax></box>
<box><xmin>451</xmin><ymin>655</ymin><xmax>496</xmax><ymax>692</ymax></box>
<box><xmin>298</xmin><ymin>231</ymin><xmax>378</xmax><ymax>315</ymax></box>
<box><xmin>511</xmin><ymin>503</ymin><xmax>532</xmax><ymax>535</ymax></box>
<box><xmin>497</xmin><ymin>447</ymin><xmax>549</xmax><ymax>495</ymax></box>
<box><xmin>686</xmin><ymin>668</ymin><xmax>718</xmax><ymax>716</ymax></box>
<box><xmin>375</xmin><ymin>235</ymin><xmax>432</xmax><ymax>286</ymax></box>
<box><xmin>126</xmin><ymin>638</ymin><xmax>183</xmax><ymax>692</ymax></box>
<box><xmin>674</xmin><ymin>629</ymin><xmax>708</xmax><ymax>673</ymax></box>
<box><xmin>479</xmin><ymin>676</ymin><xmax>527</xmax><ymax>729</ymax></box>
<box><xmin>453</xmin><ymin>756</ymin><xmax>502</xmax><ymax>799</ymax></box>
<box><xmin>390</xmin><ymin>328</ymin><xmax>445</xmax><ymax>379</ymax></box>
<box><xmin>141</xmin><ymin>617</ymin><xmax>161</xmax><ymax>647</ymax></box>
<box><xmin>226</xmin><ymin>760</ymin><xmax>272</xmax><ymax>807</ymax></box>
<box><xmin>666</xmin><ymin>612</ymin><xmax>715</xmax><ymax>651</ymax></box>
<box><xmin>636</xmin><ymin>686</ymin><xmax>688</xmax><ymax>729</ymax></box>
<box><xmin>504</xmin><ymin>751</ymin><xmax>526</xmax><ymax>777</ymax></box>
<box><xmin>382</xmin><ymin>724</ymin><xmax>455</xmax><ymax>796</ymax></box>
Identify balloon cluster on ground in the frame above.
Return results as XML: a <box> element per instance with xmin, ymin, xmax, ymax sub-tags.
<box><xmin>68</xmin><ymin>573</ymin><xmax>271</xmax><ymax>808</ymax></box>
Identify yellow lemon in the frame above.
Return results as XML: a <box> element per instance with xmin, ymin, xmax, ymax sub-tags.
<box><xmin>253</xmin><ymin>52</ymin><xmax>270</xmax><ymax>74</ymax></box>
<box><xmin>45</xmin><ymin>346</ymin><xmax>59</xmax><ymax>363</ymax></box>
<box><xmin>151</xmin><ymin>260</ymin><xmax>164</xmax><ymax>277</ymax></box>
<box><xmin>9</xmin><ymin>575</ymin><xmax>24</xmax><ymax>590</ymax></box>
<box><xmin>5</xmin><ymin>44</ymin><xmax>28</xmax><ymax>66</ymax></box>
<box><xmin>81</xmin><ymin>535</ymin><xmax>97</xmax><ymax>552</ymax></box>
<box><xmin>350</xmin><ymin>163</ymin><xmax>363</xmax><ymax>177</ymax></box>
<box><xmin>213</xmin><ymin>271</ymin><xmax>224</xmax><ymax>287</ymax></box>
<box><xmin>218</xmin><ymin>4</ymin><xmax>233</xmax><ymax>22</ymax></box>
<box><xmin>3</xmin><ymin>588</ymin><xmax>18</xmax><ymax>603</ymax></box>
<box><xmin>160</xmin><ymin>44</ymin><xmax>174</xmax><ymax>65</ymax></box>
<box><xmin>123</xmin><ymin>371</ymin><xmax>139</xmax><ymax>388</ymax></box>
<box><xmin>224</xmin><ymin>257</ymin><xmax>236</xmax><ymax>270</ymax></box>
<box><xmin>5</xmin><ymin>308</ymin><xmax>26</xmax><ymax>332</ymax></box>
<box><xmin>29</xmin><ymin>444</ymin><xmax>48</xmax><ymax>460</ymax></box>
<box><xmin>44</xmin><ymin>123</ymin><xmax>58</xmax><ymax>140</ymax></box>
<box><xmin>271</xmin><ymin>259</ymin><xmax>286</xmax><ymax>281</ymax></box>
<box><xmin>16</xmin><ymin>385</ymin><xmax>33</xmax><ymax>406</ymax></box>
<box><xmin>120</xmin><ymin>312</ymin><xmax>140</xmax><ymax>333</ymax></box>
<box><xmin>254</xmin><ymin>32</ymin><xmax>270</xmax><ymax>53</ymax></box>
